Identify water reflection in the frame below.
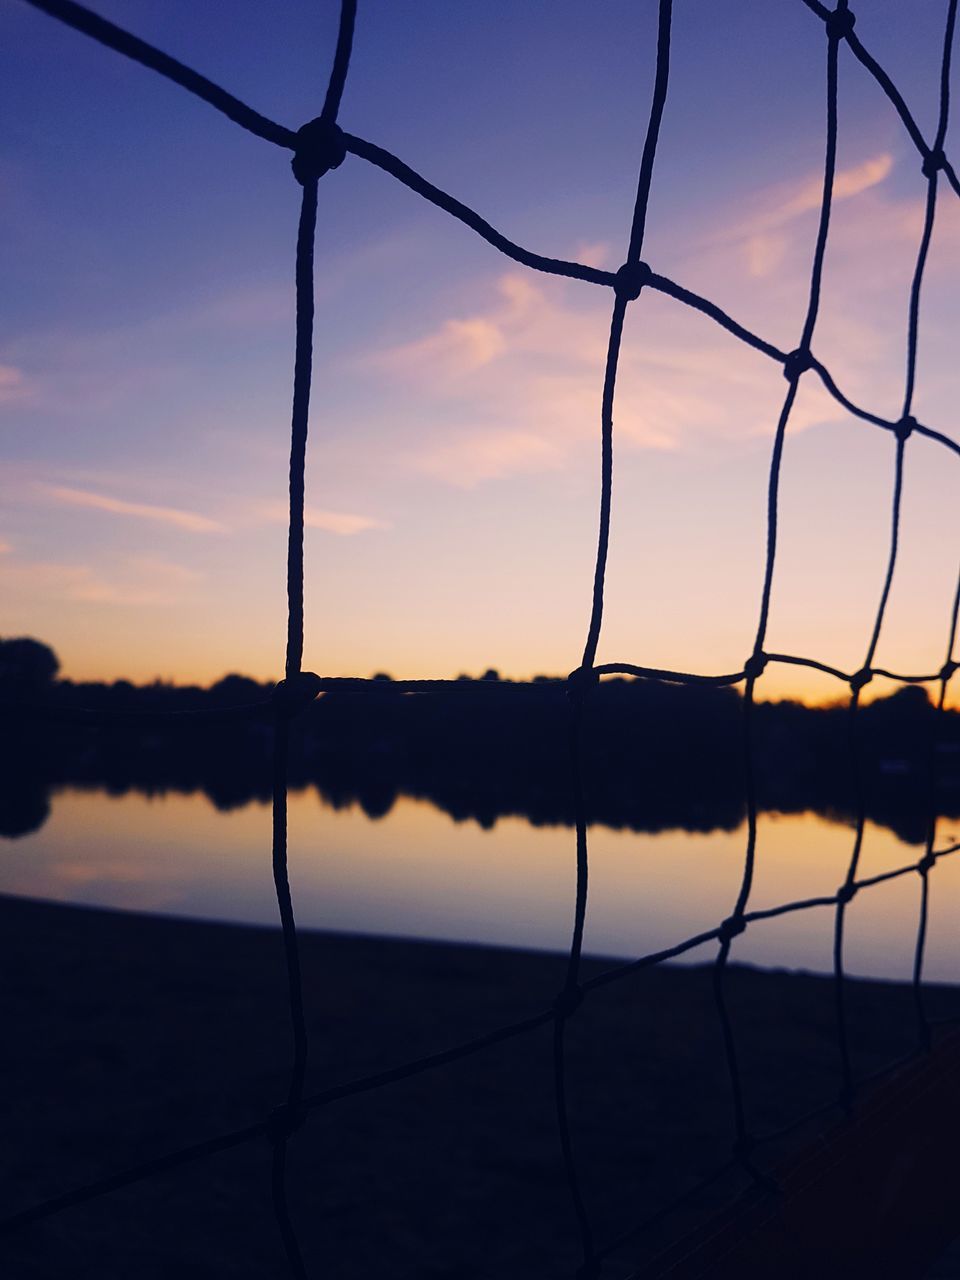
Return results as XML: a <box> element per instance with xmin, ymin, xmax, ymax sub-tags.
<box><xmin>2</xmin><ymin>787</ymin><xmax>958</xmax><ymax>983</ymax></box>
<box><xmin>6</xmin><ymin>679</ymin><xmax>959</xmax><ymax>847</ymax></box>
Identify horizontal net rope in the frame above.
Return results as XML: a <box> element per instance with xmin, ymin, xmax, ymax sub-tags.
<box><xmin>5</xmin><ymin>0</ymin><xmax>960</xmax><ymax>1274</ymax></box>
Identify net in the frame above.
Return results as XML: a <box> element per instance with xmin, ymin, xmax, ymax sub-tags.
<box><xmin>3</xmin><ymin>1</ymin><xmax>960</xmax><ymax>1276</ymax></box>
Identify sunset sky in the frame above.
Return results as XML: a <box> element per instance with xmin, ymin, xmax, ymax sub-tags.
<box><xmin>2</xmin><ymin>0</ymin><xmax>959</xmax><ymax>702</ymax></box>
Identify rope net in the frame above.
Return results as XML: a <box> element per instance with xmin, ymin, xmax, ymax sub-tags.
<box><xmin>4</xmin><ymin>0</ymin><xmax>960</xmax><ymax>1275</ymax></box>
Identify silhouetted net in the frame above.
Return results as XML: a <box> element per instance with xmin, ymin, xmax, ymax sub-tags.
<box><xmin>4</xmin><ymin>1</ymin><xmax>960</xmax><ymax>1276</ymax></box>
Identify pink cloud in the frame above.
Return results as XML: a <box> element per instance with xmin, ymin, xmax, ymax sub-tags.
<box><xmin>733</xmin><ymin>153</ymin><xmax>894</xmax><ymax>240</ymax></box>
<box><xmin>305</xmin><ymin>507</ymin><xmax>389</xmax><ymax>535</ymax></box>
<box><xmin>387</xmin><ymin>315</ymin><xmax>507</xmax><ymax>376</ymax></box>
<box><xmin>354</xmin><ymin>146</ymin><xmax>958</xmax><ymax>492</ymax></box>
<box><xmin>418</xmin><ymin>428</ymin><xmax>565</xmax><ymax>487</ymax></box>
<box><xmin>40</xmin><ymin>484</ymin><xmax>225</xmax><ymax>533</ymax></box>
<box><xmin>0</xmin><ymin>553</ymin><xmax>202</xmax><ymax>607</ymax></box>
<box><xmin>372</xmin><ymin>274</ymin><xmax>545</xmax><ymax>380</ymax></box>
<box><xmin>0</xmin><ymin>364</ymin><xmax>31</xmax><ymax>406</ymax></box>
<box><xmin>369</xmin><ymin>269</ymin><xmax>821</xmax><ymax>486</ymax></box>
<box><xmin>574</xmin><ymin>241</ymin><xmax>613</xmax><ymax>270</ymax></box>
<box><xmin>706</xmin><ymin>153</ymin><xmax>897</xmax><ymax>282</ymax></box>
<box><xmin>259</xmin><ymin>501</ymin><xmax>389</xmax><ymax>535</ymax></box>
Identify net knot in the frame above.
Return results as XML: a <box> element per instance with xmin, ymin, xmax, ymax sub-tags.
<box><xmin>849</xmin><ymin>667</ymin><xmax>873</xmax><ymax>693</ymax></box>
<box><xmin>718</xmin><ymin>915</ymin><xmax>746</xmax><ymax>944</ymax></box>
<box><xmin>825</xmin><ymin>7</ymin><xmax>856</xmax><ymax>41</ymax></box>
<box><xmin>783</xmin><ymin>347</ymin><xmax>813</xmax><ymax>382</ymax></box>
<box><xmin>922</xmin><ymin>148</ymin><xmax>946</xmax><ymax>180</ymax></box>
<box><xmin>894</xmin><ymin>414</ymin><xmax>916</xmax><ymax>443</ymax></box>
<box><xmin>839</xmin><ymin>1083</ymin><xmax>856</xmax><ymax>1114</ymax></box>
<box><xmin>566</xmin><ymin>665</ymin><xmax>600</xmax><ymax>699</ymax></box>
<box><xmin>836</xmin><ymin>881</ymin><xmax>857</xmax><ymax>906</ymax></box>
<box><xmin>941</xmin><ymin>659</ymin><xmax>958</xmax><ymax>682</ymax></box>
<box><xmin>613</xmin><ymin>260</ymin><xmax>651</xmax><ymax>301</ymax></box>
<box><xmin>292</xmin><ymin>117</ymin><xmax>347</xmax><ymax>185</ymax></box>
<box><xmin>553</xmin><ymin>983</ymin><xmax>584</xmax><ymax>1019</ymax></box>
<box><xmin>266</xmin><ymin>1102</ymin><xmax>306</xmax><ymax>1144</ymax></box>
<box><xmin>918</xmin><ymin>854</ymin><xmax>937</xmax><ymax>875</ymax></box>
<box><xmin>733</xmin><ymin>1133</ymin><xmax>756</xmax><ymax>1159</ymax></box>
<box><xmin>743</xmin><ymin>651</ymin><xmax>768</xmax><ymax>681</ymax></box>
<box><xmin>273</xmin><ymin>671</ymin><xmax>323</xmax><ymax>718</ymax></box>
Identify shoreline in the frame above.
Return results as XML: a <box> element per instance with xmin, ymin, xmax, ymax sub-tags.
<box><xmin>3</xmin><ymin>893</ymin><xmax>960</xmax><ymax>1277</ymax></box>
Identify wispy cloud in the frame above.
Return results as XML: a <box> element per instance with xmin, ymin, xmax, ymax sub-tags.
<box><xmin>305</xmin><ymin>507</ymin><xmax>389</xmax><ymax>536</ymax></box>
<box><xmin>680</xmin><ymin>143</ymin><xmax>960</xmax><ymax>413</ymax></box>
<box><xmin>0</xmin><ymin>364</ymin><xmax>31</xmax><ymax>406</ymax></box>
<box><xmin>259</xmin><ymin>501</ymin><xmax>389</xmax><ymax>536</ymax></box>
<box><xmin>0</xmin><ymin>553</ymin><xmax>203</xmax><ymax>607</ymax></box>
<box><xmin>360</xmin><ymin>143</ymin><xmax>960</xmax><ymax>490</ymax></box>
<box><xmin>572</xmin><ymin>240</ymin><xmax>613</xmax><ymax>270</ymax></box>
<box><xmin>386</xmin><ymin>316</ymin><xmax>507</xmax><ymax>377</ymax></box>
<box><xmin>418</xmin><ymin>428</ymin><xmax>565</xmax><ymax>485</ymax></box>
<box><xmin>40</xmin><ymin>484</ymin><xmax>225</xmax><ymax>533</ymax></box>
<box><xmin>366</xmin><ymin>268</ymin><xmax>812</xmax><ymax>486</ymax></box>
<box><xmin>370</xmin><ymin>279</ymin><xmax>535</xmax><ymax>380</ymax></box>
<box><xmin>713</xmin><ymin>152</ymin><xmax>895</xmax><ymax>280</ymax></box>
<box><xmin>727</xmin><ymin>152</ymin><xmax>896</xmax><ymax>244</ymax></box>
<box><xmin>750</xmin><ymin>153</ymin><xmax>894</xmax><ymax>234</ymax></box>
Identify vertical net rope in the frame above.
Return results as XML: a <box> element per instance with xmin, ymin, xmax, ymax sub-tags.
<box><xmin>4</xmin><ymin>0</ymin><xmax>960</xmax><ymax>1274</ymax></box>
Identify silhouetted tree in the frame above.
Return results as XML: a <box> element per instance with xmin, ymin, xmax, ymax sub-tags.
<box><xmin>209</xmin><ymin>674</ymin><xmax>267</xmax><ymax>705</ymax></box>
<box><xmin>0</xmin><ymin>637</ymin><xmax>59</xmax><ymax>699</ymax></box>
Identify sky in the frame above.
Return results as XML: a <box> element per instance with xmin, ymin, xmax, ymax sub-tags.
<box><xmin>2</xmin><ymin>0</ymin><xmax>959</xmax><ymax>702</ymax></box>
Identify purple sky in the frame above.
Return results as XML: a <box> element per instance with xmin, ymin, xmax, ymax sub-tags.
<box><xmin>2</xmin><ymin>0</ymin><xmax>959</xmax><ymax>702</ymax></box>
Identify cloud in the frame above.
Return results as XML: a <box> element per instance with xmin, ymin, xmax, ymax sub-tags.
<box><xmin>356</xmin><ymin>147</ymin><xmax>955</xmax><ymax>491</ymax></box>
<box><xmin>40</xmin><ymin>484</ymin><xmax>225</xmax><ymax>533</ymax></box>
<box><xmin>642</xmin><ymin>143</ymin><xmax>960</xmax><ymax>427</ymax></box>
<box><xmin>375</xmin><ymin>311</ymin><xmax>509</xmax><ymax>380</ymax></box>
<box><xmin>366</xmin><ymin>268</ymin><xmax>808</xmax><ymax>486</ymax></box>
<box><xmin>574</xmin><ymin>241</ymin><xmax>612</xmax><ymax>270</ymax></box>
<box><xmin>0</xmin><ymin>364</ymin><xmax>31</xmax><ymax>406</ymax></box>
<box><xmin>419</xmin><ymin>428</ymin><xmax>565</xmax><ymax>485</ymax></box>
<box><xmin>0</xmin><ymin>553</ymin><xmax>203</xmax><ymax>606</ymax></box>
<box><xmin>259</xmin><ymin>501</ymin><xmax>389</xmax><ymax>536</ymax></box>
<box><xmin>743</xmin><ymin>232</ymin><xmax>789</xmax><ymax>280</ymax></box>
<box><xmin>738</xmin><ymin>153</ymin><xmax>894</xmax><ymax>238</ymax></box>
<box><xmin>305</xmin><ymin>507</ymin><xmax>389</xmax><ymax>535</ymax></box>
<box><xmin>371</xmin><ymin>274</ymin><xmax>557</xmax><ymax>384</ymax></box>
<box><xmin>713</xmin><ymin>153</ymin><xmax>895</xmax><ymax>280</ymax></box>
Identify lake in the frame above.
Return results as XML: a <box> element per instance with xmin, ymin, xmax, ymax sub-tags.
<box><xmin>2</xmin><ymin>786</ymin><xmax>958</xmax><ymax>983</ymax></box>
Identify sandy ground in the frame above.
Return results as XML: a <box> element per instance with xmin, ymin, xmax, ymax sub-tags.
<box><xmin>2</xmin><ymin>893</ymin><xmax>960</xmax><ymax>1279</ymax></box>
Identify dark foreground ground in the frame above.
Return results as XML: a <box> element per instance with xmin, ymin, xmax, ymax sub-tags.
<box><xmin>3</xmin><ymin>894</ymin><xmax>960</xmax><ymax>1279</ymax></box>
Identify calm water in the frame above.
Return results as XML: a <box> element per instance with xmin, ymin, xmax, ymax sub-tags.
<box><xmin>2</xmin><ymin>787</ymin><xmax>959</xmax><ymax>983</ymax></box>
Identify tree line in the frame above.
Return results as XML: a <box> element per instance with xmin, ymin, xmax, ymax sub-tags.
<box><xmin>2</xmin><ymin>637</ymin><xmax>958</xmax><ymax>842</ymax></box>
